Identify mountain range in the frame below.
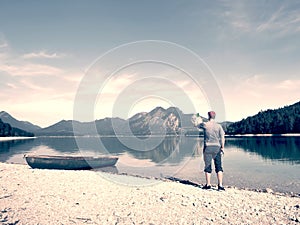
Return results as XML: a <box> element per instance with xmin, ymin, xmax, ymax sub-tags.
<box><xmin>34</xmin><ymin>107</ymin><xmax>195</xmax><ymax>136</ymax></box>
<box><xmin>1</xmin><ymin>101</ymin><xmax>299</xmax><ymax>136</ymax></box>
<box><xmin>0</xmin><ymin>107</ymin><xmax>197</xmax><ymax>137</ymax></box>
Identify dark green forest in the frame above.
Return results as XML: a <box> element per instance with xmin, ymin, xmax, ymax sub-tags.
<box><xmin>0</xmin><ymin>119</ymin><xmax>34</xmax><ymax>137</ymax></box>
<box><xmin>226</xmin><ymin>101</ymin><xmax>300</xmax><ymax>134</ymax></box>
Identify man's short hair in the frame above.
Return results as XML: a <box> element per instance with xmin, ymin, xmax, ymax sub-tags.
<box><xmin>208</xmin><ymin>111</ymin><xmax>216</xmax><ymax>119</ymax></box>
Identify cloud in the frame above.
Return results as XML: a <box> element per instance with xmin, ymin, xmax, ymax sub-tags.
<box><xmin>230</xmin><ymin>20</ymin><xmax>251</xmax><ymax>32</ymax></box>
<box><xmin>0</xmin><ymin>38</ymin><xmax>9</xmax><ymax>60</ymax></box>
<box><xmin>100</xmin><ymin>73</ymin><xmax>137</xmax><ymax>95</ymax></box>
<box><xmin>0</xmin><ymin>42</ymin><xmax>8</xmax><ymax>48</ymax></box>
<box><xmin>22</xmin><ymin>51</ymin><xmax>67</xmax><ymax>59</ymax></box>
<box><xmin>0</xmin><ymin>68</ymin><xmax>81</xmax><ymax>126</ymax></box>
<box><xmin>0</xmin><ymin>40</ymin><xmax>82</xmax><ymax>126</ymax></box>
<box><xmin>222</xmin><ymin>74</ymin><xmax>300</xmax><ymax>121</ymax></box>
<box><xmin>256</xmin><ymin>4</ymin><xmax>300</xmax><ymax>36</ymax></box>
<box><xmin>0</xmin><ymin>42</ymin><xmax>66</xmax><ymax>76</ymax></box>
<box><xmin>276</xmin><ymin>79</ymin><xmax>300</xmax><ymax>90</ymax></box>
<box><xmin>0</xmin><ymin>72</ymin><xmax>79</xmax><ymax>101</ymax></box>
<box><xmin>229</xmin><ymin>74</ymin><xmax>300</xmax><ymax>98</ymax></box>
<box><xmin>0</xmin><ymin>35</ymin><xmax>8</xmax><ymax>49</ymax></box>
<box><xmin>218</xmin><ymin>0</ymin><xmax>253</xmax><ymax>33</ymax></box>
<box><xmin>256</xmin><ymin>5</ymin><xmax>284</xmax><ymax>32</ymax></box>
<box><xmin>0</xmin><ymin>63</ymin><xmax>63</xmax><ymax>76</ymax></box>
<box><xmin>219</xmin><ymin>1</ymin><xmax>300</xmax><ymax>37</ymax></box>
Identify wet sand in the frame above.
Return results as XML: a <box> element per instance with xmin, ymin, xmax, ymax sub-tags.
<box><xmin>0</xmin><ymin>163</ymin><xmax>299</xmax><ymax>224</ymax></box>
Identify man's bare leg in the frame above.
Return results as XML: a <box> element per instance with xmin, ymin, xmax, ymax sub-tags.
<box><xmin>205</xmin><ymin>172</ymin><xmax>211</xmax><ymax>186</ymax></box>
<box><xmin>217</xmin><ymin>171</ymin><xmax>223</xmax><ymax>186</ymax></box>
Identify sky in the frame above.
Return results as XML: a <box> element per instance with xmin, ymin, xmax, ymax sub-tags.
<box><xmin>0</xmin><ymin>0</ymin><xmax>300</xmax><ymax>127</ymax></box>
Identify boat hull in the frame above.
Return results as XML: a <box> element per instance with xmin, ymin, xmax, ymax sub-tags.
<box><xmin>24</xmin><ymin>155</ymin><xmax>118</xmax><ymax>170</ymax></box>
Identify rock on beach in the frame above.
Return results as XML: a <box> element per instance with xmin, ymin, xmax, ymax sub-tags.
<box><xmin>0</xmin><ymin>163</ymin><xmax>299</xmax><ymax>224</ymax></box>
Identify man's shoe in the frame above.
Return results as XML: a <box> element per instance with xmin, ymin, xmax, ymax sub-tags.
<box><xmin>202</xmin><ymin>184</ymin><xmax>212</xmax><ymax>190</ymax></box>
<box><xmin>218</xmin><ymin>185</ymin><xmax>225</xmax><ymax>191</ymax></box>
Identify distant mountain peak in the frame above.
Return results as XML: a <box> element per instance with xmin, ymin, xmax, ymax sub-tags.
<box><xmin>149</xmin><ymin>106</ymin><xmax>166</xmax><ymax>116</ymax></box>
<box><xmin>0</xmin><ymin>111</ymin><xmax>41</xmax><ymax>132</ymax></box>
<box><xmin>0</xmin><ymin>111</ymin><xmax>10</xmax><ymax>117</ymax></box>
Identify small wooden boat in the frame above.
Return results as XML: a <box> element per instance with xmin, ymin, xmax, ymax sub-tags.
<box><xmin>24</xmin><ymin>154</ymin><xmax>118</xmax><ymax>170</ymax></box>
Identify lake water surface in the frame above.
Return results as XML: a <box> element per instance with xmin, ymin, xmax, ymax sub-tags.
<box><xmin>0</xmin><ymin>136</ymin><xmax>299</xmax><ymax>194</ymax></box>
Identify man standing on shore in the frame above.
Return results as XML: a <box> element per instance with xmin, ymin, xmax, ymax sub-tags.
<box><xmin>192</xmin><ymin>111</ymin><xmax>225</xmax><ymax>191</ymax></box>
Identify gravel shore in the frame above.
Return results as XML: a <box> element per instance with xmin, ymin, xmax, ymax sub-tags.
<box><xmin>0</xmin><ymin>163</ymin><xmax>299</xmax><ymax>224</ymax></box>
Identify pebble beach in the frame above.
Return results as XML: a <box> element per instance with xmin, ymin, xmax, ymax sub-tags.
<box><xmin>0</xmin><ymin>162</ymin><xmax>299</xmax><ymax>225</ymax></box>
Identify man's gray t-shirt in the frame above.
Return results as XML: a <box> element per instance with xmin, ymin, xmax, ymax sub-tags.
<box><xmin>198</xmin><ymin>120</ymin><xmax>225</xmax><ymax>147</ymax></box>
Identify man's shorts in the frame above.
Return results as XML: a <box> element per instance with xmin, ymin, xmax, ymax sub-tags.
<box><xmin>203</xmin><ymin>146</ymin><xmax>223</xmax><ymax>173</ymax></box>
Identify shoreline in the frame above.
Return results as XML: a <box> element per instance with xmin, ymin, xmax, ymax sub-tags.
<box><xmin>122</xmin><ymin>173</ymin><xmax>300</xmax><ymax>198</ymax></box>
<box><xmin>186</xmin><ymin>133</ymin><xmax>300</xmax><ymax>137</ymax></box>
<box><xmin>4</xmin><ymin>161</ymin><xmax>300</xmax><ymax>197</ymax></box>
<box><xmin>0</xmin><ymin>163</ymin><xmax>299</xmax><ymax>224</ymax></box>
<box><xmin>0</xmin><ymin>136</ymin><xmax>36</xmax><ymax>142</ymax></box>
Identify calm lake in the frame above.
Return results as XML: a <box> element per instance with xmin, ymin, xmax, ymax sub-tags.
<box><xmin>0</xmin><ymin>136</ymin><xmax>299</xmax><ymax>194</ymax></box>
